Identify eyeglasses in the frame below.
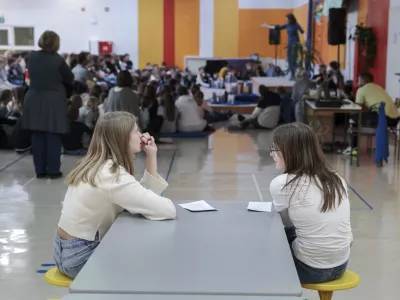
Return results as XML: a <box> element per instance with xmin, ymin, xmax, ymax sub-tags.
<box><xmin>270</xmin><ymin>146</ymin><xmax>280</xmax><ymax>158</ymax></box>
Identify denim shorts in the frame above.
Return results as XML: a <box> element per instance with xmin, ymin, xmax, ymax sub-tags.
<box><xmin>285</xmin><ymin>227</ymin><xmax>348</xmax><ymax>284</ymax></box>
<box><xmin>53</xmin><ymin>232</ymin><xmax>100</xmax><ymax>278</ymax></box>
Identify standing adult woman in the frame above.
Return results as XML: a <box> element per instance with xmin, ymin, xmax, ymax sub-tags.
<box><xmin>22</xmin><ymin>31</ymin><xmax>74</xmax><ymax>179</ymax></box>
<box><xmin>269</xmin><ymin>123</ymin><xmax>352</xmax><ymax>284</ymax></box>
<box><xmin>261</xmin><ymin>14</ymin><xmax>306</xmax><ymax>80</ymax></box>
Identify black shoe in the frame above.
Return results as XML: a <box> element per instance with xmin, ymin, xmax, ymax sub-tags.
<box><xmin>36</xmin><ymin>173</ymin><xmax>47</xmax><ymax>179</ymax></box>
<box><xmin>48</xmin><ymin>172</ymin><xmax>63</xmax><ymax>180</ymax></box>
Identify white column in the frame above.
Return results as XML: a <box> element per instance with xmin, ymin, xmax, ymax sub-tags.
<box><xmin>199</xmin><ymin>0</ymin><xmax>214</xmax><ymax>57</ymax></box>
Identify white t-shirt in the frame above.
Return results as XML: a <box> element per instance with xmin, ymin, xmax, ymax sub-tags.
<box><xmin>175</xmin><ymin>95</ymin><xmax>206</xmax><ymax>132</ymax></box>
<box><xmin>270</xmin><ymin>173</ymin><xmax>352</xmax><ymax>269</ymax></box>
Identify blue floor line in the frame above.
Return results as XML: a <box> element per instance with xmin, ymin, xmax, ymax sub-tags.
<box><xmin>0</xmin><ymin>153</ymin><xmax>29</xmax><ymax>173</ymax></box>
<box><xmin>349</xmin><ymin>185</ymin><xmax>373</xmax><ymax>210</ymax></box>
<box><xmin>165</xmin><ymin>150</ymin><xmax>177</xmax><ymax>182</ymax></box>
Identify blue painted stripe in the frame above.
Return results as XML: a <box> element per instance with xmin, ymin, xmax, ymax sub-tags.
<box><xmin>36</xmin><ymin>270</ymin><xmax>47</xmax><ymax>274</ymax></box>
<box><xmin>349</xmin><ymin>185</ymin><xmax>373</xmax><ymax>210</ymax></box>
<box><xmin>165</xmin><ymin>150</ymin><xmax>177</xmax><ymax>182</ymax></box>
<box><xmin>0</xmin><ymin>153</ymin><xmax>29</xmax><ymax>173</ymax></box>
<box><xmin>41</xmin><ymin>263</ymin><xmax>56</xmax><ymax>267</ymax></box>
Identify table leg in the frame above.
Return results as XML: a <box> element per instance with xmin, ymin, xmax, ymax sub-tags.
<box><xmin>357</xmin><ymin>111</ymin><xmax>362</xmax><ymax>167</ymax></box>
<box><xmin>331</xmin><ymin>113</ymin><xmax>335</xmax><ymax>152</ymax></box>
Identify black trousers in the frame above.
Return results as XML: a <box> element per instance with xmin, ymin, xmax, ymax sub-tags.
<box><xmin>31</xmin><ymin>131</ymin><xmax>62</xmax><ymax>174</ymax></box>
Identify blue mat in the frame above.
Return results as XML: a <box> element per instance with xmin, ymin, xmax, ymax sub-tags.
<box><xmin>160</xmin><ymin>131</ymin><xmax>210</xmax><ymax>138</ymax></box>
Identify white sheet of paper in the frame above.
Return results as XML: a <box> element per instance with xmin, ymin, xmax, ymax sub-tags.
<box><xmin>247</xmin><ymin>202</ymin><xmax>272</xmax><ymax>212</ymax></box>
<box><xmin>179</xmin><ymin>200</ymin><xmax>217</xmax><ymax>212</ymax></box>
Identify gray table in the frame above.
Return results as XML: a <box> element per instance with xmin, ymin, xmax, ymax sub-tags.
<box><xmin>70</xmin><ymin>202</ymin><xmax>302</xmax><ymax>297</ymax></box>
<box><xmin>63</xmin><ymin>295</ymin><xmax>302</xmax><ymax>300</ymax></box>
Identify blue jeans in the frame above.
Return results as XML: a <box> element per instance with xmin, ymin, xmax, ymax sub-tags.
<box><xmin>53</xmin><ymin>232</ymin><xmax>100</xmax><ymax>278</ymax></box>
<box><xmin>287</xmin><ymin>42</ymin><xmax>299</xmax><ymax>79</ymax></box>
<box><xmin>285</xmin><ymin>227</ymin><xmax>348</xmax><ymax>284</ymax></box>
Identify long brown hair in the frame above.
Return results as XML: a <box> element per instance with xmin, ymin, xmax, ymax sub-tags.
<box><xmin>66</xmin><ymin>112</ymin><xmax>137</xmax><ymax>187</ymax></box>
<box><xmin>272</xmin><ymin>123</ymin><xmax>345</xmax><ymax>212</ymax></box>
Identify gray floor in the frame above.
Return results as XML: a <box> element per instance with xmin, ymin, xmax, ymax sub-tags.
<box><xmin>0</xmin><ymin>129</ymin><xmax>399</xmax><ymax>300</ymax></box>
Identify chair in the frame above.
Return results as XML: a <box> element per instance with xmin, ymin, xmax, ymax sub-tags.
<box><xmin>45</xmin><ymin>267</ymin><xmax>73</xmax><ymax>287</ymax></box>
<box><xmin>302</xmin><ymin>270</ymin><xmax>360</xmax><ymax>300</ymax></box>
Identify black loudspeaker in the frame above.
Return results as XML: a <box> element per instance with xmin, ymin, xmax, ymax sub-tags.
<box><xmin>328</xmin><ymin>8</ymin><xmax>346</xmax><ymax>45</ymax></box>
<box><xmin>269</xmin><ymin>28</ymin><xmax>281</xmax><ymax>45</ymax></box>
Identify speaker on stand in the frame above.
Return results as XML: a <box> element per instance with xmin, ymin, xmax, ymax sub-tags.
<box><xmin>328</xmin><ymin>8</ymin><xmax>347</xmax><ymax>69</ymax></box>
<box><xmin>269</xmin><ymin>27</ymin><xmax>281</xmax><ymax>65</ymax></box>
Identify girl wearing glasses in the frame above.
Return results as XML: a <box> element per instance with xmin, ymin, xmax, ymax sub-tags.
<box><xmin>269</xmin><ymin>123</ymin><xmax>352</xmax><ymax>284</ymax></box>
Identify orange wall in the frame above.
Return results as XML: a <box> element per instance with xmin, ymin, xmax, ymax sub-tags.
<box><xmin>174</xmin><ymin>0</ymin><xmax>200</xmax><ymax>68</ymax></box>
<box><xmin>357</xmin><ymin>0</ymin><xmax>369</xmax><ymax>24</ymax></box>
<box><xmin>214</xmin><ymin>0</ymin><xmax>239</xmax><ymax>57</ymax></box>
<box><xmin>138</xmin><ymin>0</ymin><xmax>164</xmax><ymax>68</ymax></box>
<box><xmin>238</xmin><ymin>9</ymin><xmax>291</xmax><ymax>58</ymax></box>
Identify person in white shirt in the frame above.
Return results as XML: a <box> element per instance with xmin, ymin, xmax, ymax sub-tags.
<box><xmin>269</xmin><ymin>122</ymin><xmax>352</xmax><ymax>284</ymax></box>
<box><xmin>53</xmin><ymin>112</ymin><xmax>176</xmax><ymax>278</ymax></box>
<box><xmin>175</xmin><ymin>86</ymin><xmax>207</xmax><ymax>132</ymax></box>
<box><xmin>196</xmin><ymin>67</ymin><xmax>210</xmax><ymax>88</ymax></box>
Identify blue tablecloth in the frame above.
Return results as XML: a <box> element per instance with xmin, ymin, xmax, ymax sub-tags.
<box><xmin>234</xmin><ymin>93</ymin><xmax>259</xmax><ymax>103</ymax></box>
<box><xmin>208</xmin><ymin>93</ymin><xmax>259</xmax><ymax>105</ymax></box>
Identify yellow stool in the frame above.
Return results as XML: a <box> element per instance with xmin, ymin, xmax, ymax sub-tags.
<box><xmin>302</xmin><ymin>270</ymin><xmax>360</xmax><ymax>300</ymax></box>
<box><xmin>45</xmin><ymin>267</ymin><xmax>73</xmax><ymax>287</ymax></box>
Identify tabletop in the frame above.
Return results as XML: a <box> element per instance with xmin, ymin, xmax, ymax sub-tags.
<box><xmin>306</xmin><ymin>100</ymin><xmax>362</xmax><ymax>112</ymax></box>
<box><xmin>70</xmin><ymin>201</ymin><xmax>302</xmax><ymax>297</ymax></box>
<box><xmin>63</xmin><ymin>295</ymin><xmax>302</xmax><ymax>300</ymax></box>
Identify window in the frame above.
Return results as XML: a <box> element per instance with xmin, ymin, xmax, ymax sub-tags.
<box><xmin>14</xmin><ymin>27</ymin><xmax>34</xmax><ymax>46</ymax></box>
<box><xmin>0</xmin><ymin>29</ymin><xmax>9</xmax><ymax>46</ymax></box>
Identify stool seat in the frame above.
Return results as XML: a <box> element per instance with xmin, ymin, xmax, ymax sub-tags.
<box><xmin>302</xmin><ymin>270</ymin><xmax>360</xmax><ymax>292</ymax></box>
<box><xmin>45</xmin><ymin>267</ymin><xmax>73</xmax><ymax>287</ymax></box>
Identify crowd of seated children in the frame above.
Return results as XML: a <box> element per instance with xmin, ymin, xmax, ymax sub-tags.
<box><xmin>0</xmin><ymin>87</ymin><xmax>31</xmax><ymax>152</ymax></box>
<box><xmin>53</xmin><ymin>112</ymin><xmax>176</xmax><ymax>278</ymax></box>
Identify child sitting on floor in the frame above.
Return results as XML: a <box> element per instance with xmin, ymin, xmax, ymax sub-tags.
<box><xmin>175</xmin><ymin>86</ymin><xmax>207</xmax><ymax>132</ymax></box>
<box><xmin>78</xmin><ymin>96</ymin><xmax>99</xmax><ymax>130</ymax></box>
<box><xmin>62</xmin><ymin>106</ymin><xmax>92</xmax><ymax>155</ymax></box>
<box><xmin>53</xmin><ymin>112</ymin><xmax>176</xmax><ymax>278</ymax></box>
<box><xmin>194</xmin><ymin>91</ymin><xmax>230</xmax><ymax>123</ymax></box>
<box><xmin>159</xmin><ymin>93</ymin><xmax>178</xmax><ymax>133</ymax></box>
<box><xmin>68</xmin><ymin>95</ymin><xmax>83</xmax><ymax>110</ymax></box>
<box><xmin>0</xmin><ymin>89</ymin><xmax>13</xmax><ymax>118</ymax></box>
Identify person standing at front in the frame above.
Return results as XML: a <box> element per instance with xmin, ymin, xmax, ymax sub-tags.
<box><xmin>22</xmin><ymin>31</ymin><xmax>74</xmax><ymax>179</ymax></box>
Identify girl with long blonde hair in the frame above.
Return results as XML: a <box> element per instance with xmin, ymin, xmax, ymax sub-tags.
<box><xmin>53</xmin><ymin>112</ymin><xmax>176</xmax><ymax>278</ymax></box>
